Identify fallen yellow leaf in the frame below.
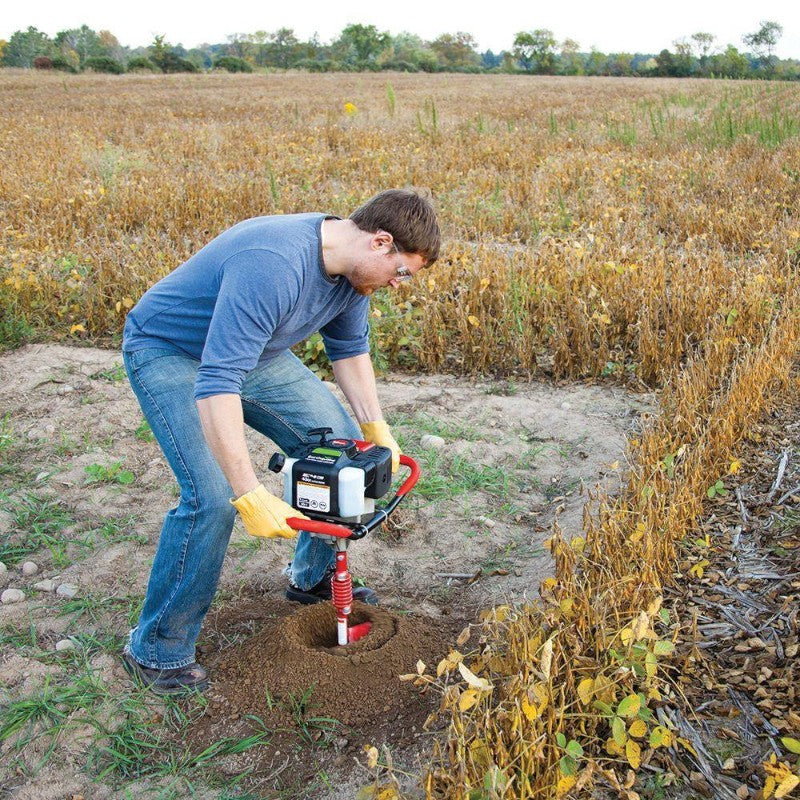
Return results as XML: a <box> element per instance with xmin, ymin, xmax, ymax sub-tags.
<box><xmin>365</xmin><ymin>745</ymin><xmax>379</xmax><ymax>769</ymax></box>
<box><xmin>775</xmin><ymin>773</ymin><xmax>799</xmax><ymax>799</ymax></box>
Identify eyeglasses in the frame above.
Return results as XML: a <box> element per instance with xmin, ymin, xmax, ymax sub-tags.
<box><xmin>389</xmin><ymin>241</ymin><xmax>413</xmax><ymax>282</ymax></box>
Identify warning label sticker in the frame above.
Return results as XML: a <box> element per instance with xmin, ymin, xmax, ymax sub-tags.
<box><xmin>296</xmin><ymin>481</ymin><xmax>330</xmax><ymax>512</ymax></box>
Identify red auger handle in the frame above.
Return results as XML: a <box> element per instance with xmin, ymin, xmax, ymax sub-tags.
<box><xmin>285</xmin><ymin>517</ymin><xmax>354</xmax><ymax>538</ymax></box>
<box><xmin>285</xmin><ymin>452</ymin><xmax>420</xmax><ymax>538</ymax></box>
<box><xmin>397</xmin><ymin>453</ymin><xmax>420</xmax><ymax>495</ymax></box>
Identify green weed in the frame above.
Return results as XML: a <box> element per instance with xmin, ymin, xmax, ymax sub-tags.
<box><xmin>282</xmin><ymin>686</ymin><xmax>345</xmax><ymax>746</ymax></box>
<box><xmin>484</xmin><ymin>380</ymin><xmax>518</xmax><ymax>396</ymax></box>
<box><xmin>55</xmin><ymin>431</ymin><xmax>81</xmax><ymax>457</ymax></box>
<box><xmin>90</xmin><ymin>363</ymin><xmax>126</xmax><ymax>383</ymax></box>
<box><xmin>96</xmin><ymin>515</ymin><xmax>147</xmax><ymax>545</ymax></box>
<box><xmin>84</xmin><ymin>461</ymin><xmax>134</xmax><ymax>485</ymax></box>
<box><xmin>386</xmin><ymin>80</ymin><xmax>396</xmax><ymax>117</ymax></box>
<box><xmin>134</xmin><ymin>419</ymin><xmax>155</xmax><ymax>442</ymax></box>
<box><xmin>0</xmin><ymin>618</ymin><xmax>38</xmax><ymax>651</ymax></box>
<box><xmin>0</xmin><ymin>305</ymin><xmax>34</xmax><ymax>351</ymax></box>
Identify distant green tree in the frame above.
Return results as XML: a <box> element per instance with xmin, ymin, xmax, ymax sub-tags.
<box><xmin>386</xmin><ymin>32</ymin><xmax>439</xmax><ymax>72</ymax></box>
<box><xmin>185</xmin><ymin>48</ymin><xmax>213</xmax><ymax>69</ymax></box>
<box><xmin>655</xmin><ymin>49</ymin><xmax>677</xmax><ymax>77</ymax></box>
<box><xmin>2</xmin><ymin>26</ymin><xmax>52</xmax><ymax>67</ymax></box>
<box><xmin>225</xmin><ymin>33</ymin><xmax>252</xmax><ymax>61</ymax></box>
<box><xmin>84</xmin><ymin>55</ymin><xmax>124</xmax><ymax>74</ymax></box>
<box><xmin>559</xmin><ymin>38</ymin><xmax>583</xmax><ymax>75</ymax></box>
<box><xmin>334</xmin><ymin>24</ymin><xmax>390</xmax><ymax>65</ymax></box>
<box><xmin>606</xmin><ymin>52</ymin><xmax>634</xmax><ymax>76</ymax></box>
<box><xmin>213</xmin><ymin>55</ymin><xmax>253</xmax><ymax>72</ymax></box>
<box><xmin>260</xmin><ymin>28</ymin><xmax>305</xmax><ymax>68</ymax></box>
<box><xmin>54</xmin><ymin>25</ymin><xmax>106</xmax><ymax>69</ymax></box>
<box><xmin>148</xmin><ymin>34</ymin><xmax>198</xmax><ymax>72</ymax></box>
<box><xmin>585</xmin><ymin>48</ymin><xmax>608</xmax><ymax>76</ymax></box>
<box><xmin>743</xmin><ymin>20</ymin><xmax>783</xmax><ymax>72</ymax></box>
<box><xmin>690</xmin><ymin>32</ymin><xmax>716</xmax><ymax>75</ymax></box>
<box><xmin>126</xmin><ymin>56</ymin><xmax>159</xmax><ymax>72</ymax></box>
<box><xmin>480</xmin><ymin>49</ymin><xmax>504</xmax><ymax>70</ymax></box>
<box><xmin>430</xmin><ymin>32</ymin><xmax>480</xmax><ymax>70</ymax></box>
<box><xmin>98</xmin><ymin>30</ymin><xmax>125</xmax><ymax>63</ymax></box>
<box><xmin>671</xmin><ymin>39</ymin><xmax>695</xmax><ymax>76</ymax></box>
<box><xmin>690</xmin><ymin>32</ymin><xmax>715</xmax><ymax>60</ymax></box>
<box><xmin>513</xmin><ymin>29</ymin><xmax>557</xmax><ymax>73</ymax></box>
<box><xmin>707</xmin><ymin>44</ymin><xmax>751</xmax><ymax>78</ymax></box>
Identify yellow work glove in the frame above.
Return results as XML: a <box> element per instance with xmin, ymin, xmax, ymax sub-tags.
<box><xmin>230</xmin><ymin>484</ymin><xmax>306</xmax><ymax>539</ymax></box>
<box><xmin>359</xmin><ymin>420</ymin><xmax>401</xmax><ymax>473</ymax></box>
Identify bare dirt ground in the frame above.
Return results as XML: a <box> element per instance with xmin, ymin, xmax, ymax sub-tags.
<box><xmin>0</xmin><ymin>344</ymin><xmax>653</xmax><ymax>798</ymax></box>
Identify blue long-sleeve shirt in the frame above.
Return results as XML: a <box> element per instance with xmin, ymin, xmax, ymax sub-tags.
<box><xmin>122</xmin><ymin>213</ymin><xmax>370</xmax><ymax>399</ymax></box>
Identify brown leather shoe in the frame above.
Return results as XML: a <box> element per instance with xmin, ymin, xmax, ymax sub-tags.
<box><xmin>122</xmin><ymin>651</ymin><xmax>209</xmax><ymax>696</ymax></box>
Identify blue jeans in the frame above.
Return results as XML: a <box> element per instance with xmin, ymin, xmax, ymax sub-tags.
<box><xmin>122</xmin><ymin>347</ymin><xmax>360</xmax><ymax>669</ymax></box>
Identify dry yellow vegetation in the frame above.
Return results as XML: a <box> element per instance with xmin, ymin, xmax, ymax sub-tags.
<box><xmin>2</xmin><ymin>71</ymin><xmax>798</xmax><ymax>383</ymax></box>
<box><xmin>2</xmin><ymin>71</ymin><xmax>799</xmax><ymax>798</ymax></box>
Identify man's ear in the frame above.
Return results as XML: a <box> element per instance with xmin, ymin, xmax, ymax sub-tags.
<box><xmin>372</xmin><ymin>229</ymin><xmax>393</xmax><ymax>250</ymax></box>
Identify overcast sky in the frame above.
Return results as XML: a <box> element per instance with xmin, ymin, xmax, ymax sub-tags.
<box><xmin>3</xmin><ymin>0</ymin><xmax>798</xmax><ymax>58</ymax></box>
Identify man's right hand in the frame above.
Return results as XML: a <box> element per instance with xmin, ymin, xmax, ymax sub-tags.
<box><xmin>230</xmin><ymin>484</ymin><xmax>306</xmax><ymax>539</ymax></box>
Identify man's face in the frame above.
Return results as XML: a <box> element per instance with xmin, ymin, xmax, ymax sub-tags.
<box><xmin>348</xmin><ymin>232</ymin><xmax>427</xmax><ymax>297</ymax></box>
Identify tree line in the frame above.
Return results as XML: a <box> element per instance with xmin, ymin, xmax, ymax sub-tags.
<box><xmin>1</xmin><ymin>21</ymin><xmax>797</xmax><ymax>80</ymax></box>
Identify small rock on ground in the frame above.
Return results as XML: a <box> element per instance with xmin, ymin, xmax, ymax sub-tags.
<box><xmin>1</xmin><ymin>588</ymin><xmax>26</xmax><ymax>604</ymax></box>
<box><xmin>33</xmin><ymin>579</ymin><xmax>57</xmax><ymax>592</ymax></box>
<box><xmin>55</xmin><ymin>639</ymin><xmax>77</xmax><ymax>652</ymax></box>
<box><xmin>21</xmin><ymin>561</ymin><xmax>39</xmax><ymax>576</ymax></box>
<box><xmin>420</xmin><ymin>434</ymin><xmax>446</xmax><ymax>448</ymax></box>
<box><xmin>56</xmin><ymin>583</ymin><xmax>79</xmax><ymax>598</ymax></box>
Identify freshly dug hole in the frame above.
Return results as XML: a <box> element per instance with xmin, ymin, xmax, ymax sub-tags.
<box><xmin>285</xmin><ymin>603</ymin><xmax>396</xmax><ymax>653</ymax></box>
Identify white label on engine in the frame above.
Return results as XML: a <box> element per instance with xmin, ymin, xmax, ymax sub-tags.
<box><xmin>297</xmin><ymin>481</ymin><xmax>330</xmax><ymax>512</ymax></box>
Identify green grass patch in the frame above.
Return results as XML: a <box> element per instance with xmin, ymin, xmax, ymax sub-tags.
<box><xmin>58</xmin><ymin>592</ymin><xmax>143</xmax><ymax>627</ymax></box>
<box><xmin>414</xmin><ymin>449</ymin><xmax>511</xmax><ymax>502</ymax></box>
<box><xmin>0</xmin><ymin>669</ymin><xmax>107</xmax><ymax>769</ymax></box>
<box><xmin>94</xmin><ymin>515</ymin><xmax>147</xmax><ymax>546</ymax></box>
<box><xmin>0</xmin><ymin>491</ymin><xmax>77</xmax><ymax>566</ymax></box>
<box><xmin>387</xmin><ymin>410</ymin><xmax>486</xmax><ymax>443</ymax></box>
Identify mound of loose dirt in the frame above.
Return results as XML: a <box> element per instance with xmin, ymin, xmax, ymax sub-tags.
<box><xmin>201</xmin><ymin>600</ymin><xmax>453</xmax><ymax>729</ymax></box>
<box><xmin>181</xmin><ymin>595</ymin><xmax>462</xmax><ymax>791</ymax></box>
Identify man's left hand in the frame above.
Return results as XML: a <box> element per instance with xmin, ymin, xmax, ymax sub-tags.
<box><xmin>360</xmin><ymin>420</ymin><xmax>400</xmax><ymax>473</ymax></box>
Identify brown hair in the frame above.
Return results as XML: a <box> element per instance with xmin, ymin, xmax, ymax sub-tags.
<box><xmin>349</xmin><ymin>189</ymin><xmax>440</xmax><ymax>266</ymax></box>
